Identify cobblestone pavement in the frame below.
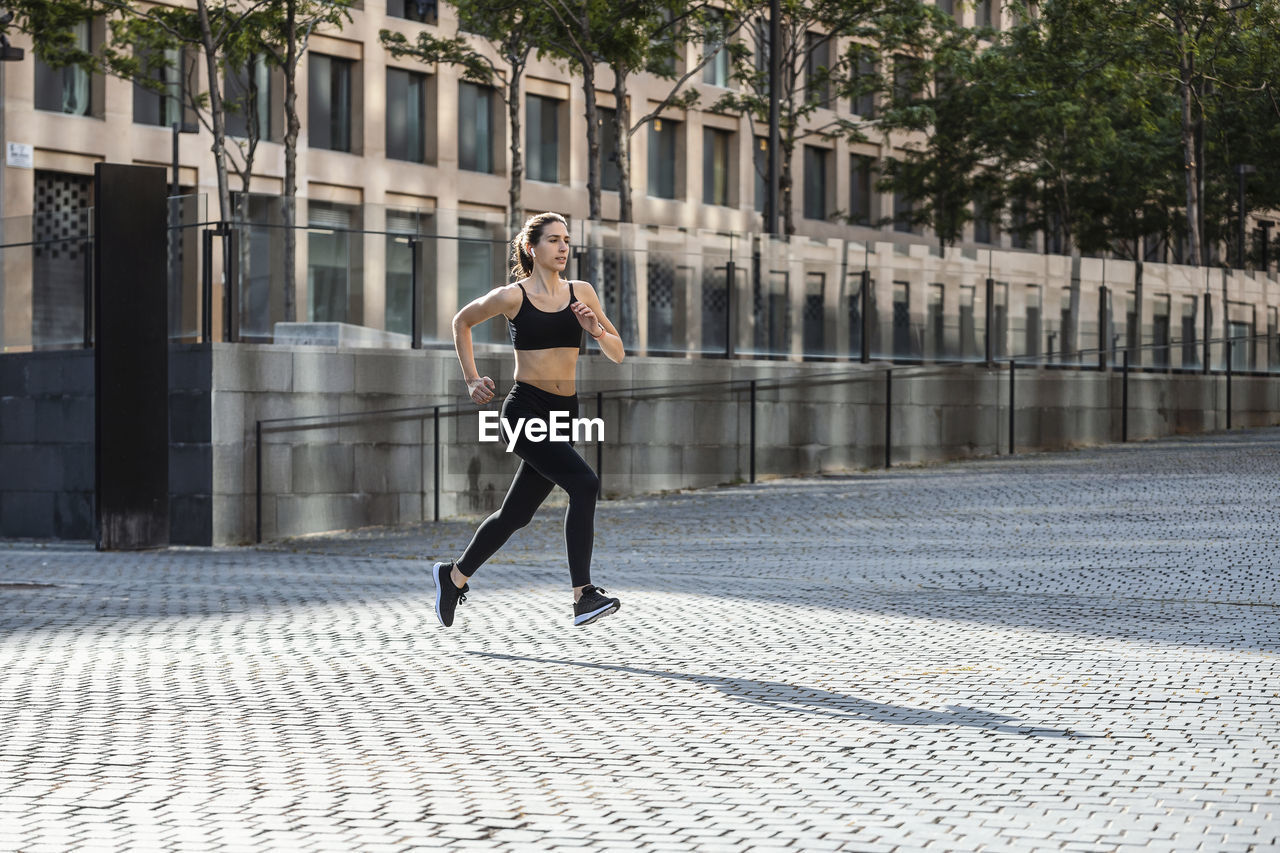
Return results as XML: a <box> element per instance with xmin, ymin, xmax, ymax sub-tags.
<box><xmin>2</xmin><ymin>428</ymin><xmax>1279</xmax><ymax>852</ymax></box>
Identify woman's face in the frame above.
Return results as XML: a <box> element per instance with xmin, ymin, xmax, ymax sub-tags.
<box><xmin>529</xmin><ymin>222</ymin><xmax>570</xmax><ymax>272</ymax></box>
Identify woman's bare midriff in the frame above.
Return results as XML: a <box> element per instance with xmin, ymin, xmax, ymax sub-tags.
<box><xmin>513</xmin><ymin>347</ymin><xmax>580</xmax><ymax>395</ymax></box>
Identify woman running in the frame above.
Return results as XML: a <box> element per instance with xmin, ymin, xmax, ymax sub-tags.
<box><xmin>433</xmin><ymin>211</ymin><xmax>625</xmax><ymax>628</ymax></box>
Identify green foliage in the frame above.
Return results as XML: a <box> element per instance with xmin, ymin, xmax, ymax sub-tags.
<box><xmin>878</xmin><ymin>0</ymin><xmax>1280</xmax><ymax>259</ymax></box>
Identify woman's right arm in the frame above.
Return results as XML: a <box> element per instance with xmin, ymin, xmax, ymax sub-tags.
<box><xmin>453</xmin><ymin>286</ymin><xmax>519</xmax><ymax>404</ymax></box>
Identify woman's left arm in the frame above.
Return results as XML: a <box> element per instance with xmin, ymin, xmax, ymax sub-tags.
<box><xmin>570</xmin><ymin>283</ymin><xmax>625</xmax><ymax>364</ymax></box>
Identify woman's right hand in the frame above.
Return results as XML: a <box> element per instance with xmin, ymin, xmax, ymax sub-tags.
<box><xmin>467</xmin><ymin>376</ymin><xmax>496</xmax><ymax>405</ymax></box>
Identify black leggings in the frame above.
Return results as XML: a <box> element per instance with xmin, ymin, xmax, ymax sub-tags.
<box><xmin>455</xmin><ymin>382</ymin><xmax>599</xmax><ymax>587</ymax></box>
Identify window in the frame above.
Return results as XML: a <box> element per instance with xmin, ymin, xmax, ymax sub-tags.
<box><xmin>960</xmin><ymin>284</ymin><xmax>977</xmax><ymax>359</ymax></box>
<box><xmin>1152</xmin><ymin>293</ymin><xmax>1171</xmax><ymax>368</ymax></box>
<box><xmin>307</xmin><ymin>202</ymin><xmax>362</xmax><ymax>324</ymax></box>
<box><xmin>803</xmin><ymin>146</ymin><xmax>829</xmax><ymax>220</ymax></box>
<box><xmin>993</xmin><ymin>281</ymin><xmax>1008</xmax><ymax>359</ymax></box>
<box><xmin>893</xmin><ymin>190</ymin><xmax>914</xmax><ymax>233</ymax></box>
<box><xmin>754</xmin><ymin>137</ymin><xmax>768</xmax><ymax>213</ymax></box>
<box><xmin>35</xmin><ymin>20</ymin><xmax>93</xmax><ymax>116</ymax></box>
<box><xmin>928</xmin><ymin>284</ymin><xmax>945</xmax><ymax>358</ymax></box>
<box><xmin>703</xmin><ymin>128</ymin><xmax>731</xmax><ymax>207</ymax></box>
<box><xmin>1229</xmin><ymin>320</ymin><xmax>1252</xmax><ymax>370</ymax></box>
<box><xmin>702</xmin><ymin>11</ymin><xmax>730</xmax><ymax>87</ymax></box>
<box><xmin>387</xmin><ymin>0</ymin><xmax>438</xmax><ymax>24</ymax></box>
<box><xmin>1268</xmin><ymin>306</ymin><xmax>1278</xmax><ymax>370</ymax></box>
<box><xmin>1059</xmin><ymin>290</ymin><xmax>1074</xmax><ymax>360</ymax></box>
<box><xmin>598</xmin><ymin>108</ymin><xmax>620</xmax><ymax>192</ymax></box>
<box><xmin>974</xmin><ymin>202</ymin><xmax>993</xmax><ymax>244</ymax></box>
<box><xmin>754</xmin><ymin>20</ymin><xmax>769</xmax><ymax>75</ymax></box>
<box><xmin>526</xmin><ymin>94</ymin><xmax>561</xmax><ymax>183</ymax></box>
<box><xmin>850</xmin><ymin>155</ymin><xmax>875</xmax><ymax>225</ymax></box>
<box><xmin>892</xmin><ymin>281</ymin><xmax>913</xmax><ymax>358</ymax></box>
<box><xmin>851</xmin><ymin>52</ymin><xmax>876</xmax><ymax>118</ymax></box>
<box><xmin>133</xmin><ymin>47</ymin><xmax>187</xmax><ymax>127</ymax></box>
<box><xmin>648</xmin><ymin>118</ymin><xmax>678</xmax><ymax>199</ymax></box>
<box><xmin>893</xmin><ymin>54</ymin><xmax>923</xmax><ymax>105</ymax></box>
<box><xmin>805</xmin><ymin>32</ymin><xmax>831</xmax><ymax>107</ymax></box>
<box><xmin>651</xmin><ymin>6</ymin><xmax>678</xmax><ymax>76</ymax></box>
<box><xmin>386</xmin><ymin>68</ymin><xmax>427</xmax><ymax>163</ymax></box>
<box><xmin>1181</xmin><ymin>295</ymin><xmax>1199</xmax><ymax>368</ymax></box>
<box><xmin>458</xmin><ymin>220</ymin><xmax>505</xmax><ymax>344</ymax></box>
<box><xmin>226</xmin><ymin>55</ymin><xmax>274</xmax><ymax>140</ymax></box>
<box><xmin>977</xmin><ymin>0</ymin><xmax>1000</xmax><ymax>29</ymax></box>
<box><xmin>1025</xmin><ymin>285</ymin><xmax>1041</xmax><ymax>358</ymax></box>
<box><xmin>309</xmin><ymin>54</ymin><xmax>353</xmax><ymax>152</ymax></box>
<box><xmin>1010</xmin><ymin>202</ymin><xmax>1030</xmax><ymax>249</ymax></box>
<box><xmin>803</xmin><ymin>273</ymin><xmax>826</xmax><ymax>354</ymax></box>
<box><xmin>458</xmin><ymin>82</ymin><xmax>495</xmax><ymax>173</ymax></box>
<box><xmin>385</xmin><ymin>210</ymin><xmax>434</xmax><ymax>341</ymax></box>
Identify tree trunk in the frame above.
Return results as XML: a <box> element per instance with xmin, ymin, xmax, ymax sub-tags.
<box><xmin>195</xmin><ymin>0</ymin><xmax>231</xmax><ymax>225</ymax></box>
<box><xmin>579</xmin><ymin>55</ymin><xmax>604</xmax><ymax>329</ymax></box>
<box><xmin>282</xmin><ymin>0</ymin><xmax>299</xmax><ymax>322</ymax></box>
<box><xmin>614</xmin><ymin>68</ymin><xmax>632</xmax><ymax>224</ymax></box>
<box><xmin>582</xmin><ymin>61</ymin><xmax>601</xmax><ymax>222</ymax></box>
<box><xmin>611</xmin><ymin>65</ymin><xmax>638</xmax><ymax>347</ymax></box>
<box><xmin>780</xmin><ymin>139</ymin><xmax>795</xmax><ymax>236</ymax></box>
<box><xmin>1179</xmin><ymin>24</ymin><xmax>1202</xmax><ymax>267</ymax></box>
<box><xmin>505</xmin><ymin>45</ymin><xmax>527</xmax><ymax>238</ymax></box>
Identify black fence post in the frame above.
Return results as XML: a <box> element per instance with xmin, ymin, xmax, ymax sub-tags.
<box><xmin>885</xmin><ymin>369</ymin><xmax>892</xmax><ymax>469</ymax></box>
<box><xmin>255</xmin><ymin>420</ymin><xmax>263</xmax><ymax>543</ymax></box>
<box><xmin>1226</xmin><ymin>340</ymin><xmax>1233</xmax><ymax>430</ymax></box>
<box><xmin>749</xmin><ymin>380</ymin><xmax>757</xmax><ymax>483</ymax></box>
<box><xmin>433</xmin><ymin>406</ymin><xmax>441</xmax><ymax>522</ymax></box>
<box><xmin>1203</xmin><ymin>291</ymin><xmax>1212</xmax><ymax>375</ymax></box>
<box><xmin>222</xmin><ymin>225</ymin><xmax>239</xmax><ymax>343</ymax></box>
<box><xmin>1008</xmin><ymin>359</ymin><xmax>1016</xmax><ymax>455</ymax></box>
<box><xmin>201</xmin><ymin>228</ymin><xmax>214</xmax><ymax>343</ymax></box>
<box><xmin>596</xmin><ymin>391</ymin><xmax>604</xmax><ymax>499</ymax></box>
<box><xmin>410</xmin><ymin>239</ymin><xmax>422</xmax><ymax>349</ymax></box>
<box><xmin>860</xmin><ymin>269</ymin><xmax>871</xmax><ymax>364</ymax></box>
<box><xmin>1122</xmin><ymin>350</ymin><xmax>1129</xmax><ymax>442</ymax></box>
<box><xmin>1098</xmin><ymin>285</ymin><xmax>1109</xmax><ymax>371</ymax></box>
<box><xmin>724</xmin><ymin>259</ymin><xmax>736</xmax><ymax>359</ymax></box>
<box><xmin>985</xmin><ymin>278</ymin><xmax>995</xmax><ymax>367</ymax></box>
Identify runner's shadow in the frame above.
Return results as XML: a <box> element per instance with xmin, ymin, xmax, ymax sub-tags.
<box><xmin>470</xmin><ymin>651</ymin><xmax>1097</xmax><ymax>739</ymax></box>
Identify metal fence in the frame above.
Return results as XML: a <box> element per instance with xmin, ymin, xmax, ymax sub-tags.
<box><xmin>252</xmin><ymin>329</ymin><xmax>1277</xmax><ymax>542</ymax></box>
<box><xmin>4</xmin><ymin>194</ymin><xmax>1279</xmax><ymax>375</ymax></box>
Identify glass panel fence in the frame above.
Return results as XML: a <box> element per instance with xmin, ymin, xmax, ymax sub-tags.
<box><xmin>11</xmin><ymin>189</ymin><xmax>1277</xmax><ymax>372</ymax></box>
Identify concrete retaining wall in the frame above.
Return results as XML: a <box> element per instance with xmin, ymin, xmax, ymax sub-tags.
<box><xmin>4</xmin><ymin>344</ymin><xmax>1278</xmax><ymax>544</ymax></box>
<box><xmin>214</xmin><ymin>345</ymin><xmax>1280</xmax><ymax>545</ymax></box>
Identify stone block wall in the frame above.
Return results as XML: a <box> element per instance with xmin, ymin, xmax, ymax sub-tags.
<box><xmin>0</xmin><ymin>350</ymin><xmax>94</xmax><ymax>539</ymax></box>
<box><xmin>5</xmin><ymin>343</ymin><xmax>1279</xmax><ymax>545</ymax></box>
<box><xmin>0</xmin><ymin>346</ymin><xmax>214</xmax><ymax>543</ymax></box>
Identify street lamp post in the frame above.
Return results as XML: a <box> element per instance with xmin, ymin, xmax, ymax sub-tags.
<box><xmin>1236</xmin><ymin>164</ymin><xmax>1256</xmax><ymax>270</ymax></box>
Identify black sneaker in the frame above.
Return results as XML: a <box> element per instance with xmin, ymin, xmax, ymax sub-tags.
<box><xmin>433</xmin><ymin>561</ymin><xmax>469</xmax><ymax>628</ymax></box>
<box><xmin>574</xmin><ymin>585</ymin><xmax>621</xmax><ymax>627</ymax></box>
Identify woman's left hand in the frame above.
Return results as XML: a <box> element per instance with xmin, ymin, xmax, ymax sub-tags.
<box><xmin>571</xmin><ymin>301</ymin><xmax>603</xmax><ymax>337</ymax></box>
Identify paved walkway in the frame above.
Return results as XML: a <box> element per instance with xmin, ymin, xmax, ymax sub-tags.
<box><xmin>2</xmin><ymin>428</ymin><xmax>1279</xmax><ymax>852</ymax></box>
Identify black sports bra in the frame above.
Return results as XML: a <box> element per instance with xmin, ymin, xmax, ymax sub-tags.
<box><xmin>509</xmin><ymin>282</ymin><xmax>584</xmax><ymax>351</ymax></box>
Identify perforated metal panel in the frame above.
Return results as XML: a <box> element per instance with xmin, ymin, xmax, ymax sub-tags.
<box><xmin>33</xmin><ymin>171</ymin><xmax>93</xmax><ymax>348</ymax></box>
<box><xmin>701</xmin><ymin>263</ymin><xmax>728</xmax><ymax>354</ymax></box>
<box><xmin>647</xmin><ymin>253</ymin><xmax>675</xmax><ymax>350</ymax></box>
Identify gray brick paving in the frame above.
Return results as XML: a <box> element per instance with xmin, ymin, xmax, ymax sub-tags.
<box><xmin>2</xmin><ymin>428</ymin><xmax>1279</xmax><ymax>851</ymax></box>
